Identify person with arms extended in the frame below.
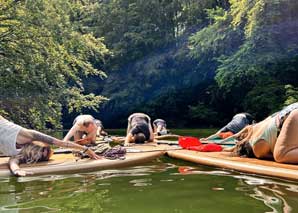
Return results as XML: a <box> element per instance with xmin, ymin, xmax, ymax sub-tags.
<box><xmin>0</xmin><ymin>115</ymin><xmax>101</xmax><ymax>177</ymax></box>
<box><xmin>202</xmin><ymin>113</ymin><xmax>255</xmax><ymax>141</ymax></box>
<box><xmin>153</xmin><ymin>119</ymin><xmax>169</xmax><ymax>136</ymax></box>
<box><xmin>63</xmin><ymin>114</ymin><xmax>101</xmax><ymax>145</ymax></box>
<box><xmin>124</xmin><ymin>113</ymin><xmax>154</xmax><ymax>146</ymax></box>
<box><xmin>228</xmin><ymin>103</ymin><xmax>298</xmax><ymax>163</ymax></box>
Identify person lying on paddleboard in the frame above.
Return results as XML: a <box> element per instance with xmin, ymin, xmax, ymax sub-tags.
<box><xmin>0</xmin><ymin>115</ymin><xmax>101</xmax><ymax>176</ymax></box>
<box><xmin>227</xmin><ymin>103</ymin><xmax>298</xmax><ymax>163</ymax></box>
<box><xmin>201</xmin><ymin>113</ymin><xmax>255</xmax><ymax>141</ymax></box>
<box><xmin>63</xmin><ymin>115</ymin><xmax>106</xmax><ymax>145</ymax></box>
<box><xmin>153</xmin><ymin>119</ymin><xmax>170</xmax><ymax>136</ymax></box>
<box><xmin>124</xmin><ymin>113</ymin><xmax>154</xmax><ymax>146</ymax></box>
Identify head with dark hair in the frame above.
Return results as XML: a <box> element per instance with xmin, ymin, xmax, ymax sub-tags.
<box><xmin>232</xmin><ymin>141</ymin><xmax>255</xmax><ymax>158</ymax></box>
<box><xmin>130</xmin><ymin>122</ymin><xmax>150</xmax><ymax>143</ymax></box>
<box><xmin>243</xmin><ymin>113</ymin><xmax>255</xmax><ymax>124</ymax></box>
<box><xmin>134</xmin><ymin>133</ymin><xmax>146</xmax><ymax>144</ymax></box>
<box><xmin>231</xmin><ymin>125</ymin><xmax>255</xmax><ymax>158</ymax></box>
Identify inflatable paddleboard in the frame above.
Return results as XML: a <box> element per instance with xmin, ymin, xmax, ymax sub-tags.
<box><xmin>167</xmin><ymin>150</ymin><xmax>298</xmax><ymax>180</ymax></box>
<box><xmin>0</xmin><ymin>144</ymin><xmax>177</xmax><ymax>176</ymax></box>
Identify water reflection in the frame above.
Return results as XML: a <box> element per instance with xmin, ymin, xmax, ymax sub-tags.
<box><xmin>0</xmin><ymin>161</ymin><xmax>297</xmax><ymax>212</ymax></box>
<box><xmin>173</xmin><ymin>166</ymin><xmax>298</xmax><ymax>213</ymax></box>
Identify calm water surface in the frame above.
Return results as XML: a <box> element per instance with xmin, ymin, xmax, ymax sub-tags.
<box><xmin>0</xmin><ymin>129</ymin><xmax>298</xmax><ymax>212</ymax></box>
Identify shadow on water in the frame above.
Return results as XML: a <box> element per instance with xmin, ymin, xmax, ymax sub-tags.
<box><xmin>0</xmin><ymin>157</ymin><xmax>297</xmax><ymax>213</ymax></box>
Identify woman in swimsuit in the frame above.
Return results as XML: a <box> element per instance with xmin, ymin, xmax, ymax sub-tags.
<box><xmin>229</xmin><ymin>103</ymin><xmax>298</xmax><ymax>163</ymax></box>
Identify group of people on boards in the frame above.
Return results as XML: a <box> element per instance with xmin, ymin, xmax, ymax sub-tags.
<box><xmin>1</xmin><ymin>102</ymin><xmax>298</xmax><ymax>176</ymax></box>
<box><xmin>0</xmin><ymin>113</ymin><xmax>169</xmax><ymax>176</ymax></box>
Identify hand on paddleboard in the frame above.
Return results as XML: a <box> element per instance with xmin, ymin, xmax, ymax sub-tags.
<box><xmin>86</xmin><ymin>149</ymin><xmax>102</xmax><ymax>160</ymax></box>
<box><xmin>13</xmin><ymin>169</ymin><xmax>34</xmax><ymax>177</ymax></box>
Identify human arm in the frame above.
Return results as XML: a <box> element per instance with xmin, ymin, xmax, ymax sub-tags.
<box><xmin>124</xmin><ymin>133</ymin><xmax>134</xmax><ymax>146</ymax></box>
<box><xmin>8</xmin><ymin>157</ymin><xmax>33</xmax><ymax>177</ymax></box>
<box><xmin>201</xmin><ymin>131</ymin><xmax>221</xmax><ymax>141</ymax></box>
<box><xmin>63</xmin><ymin>124</ymin><xmax>78</xmax><ymax>141</ymax></box>
<box><xmin>126</xmin><ymin>119</ymin><xmax>132</xmax><ymax>135</ymax></box>
<box><xmin>219</xmin><ymin>126</ymin><xmax>250</xmax><ymax>144</ymax></box>
<box><xmin>51</xmin><ymin>139</ymin><xmax>101</xmax><ymax>159</ymax></box>
<box><xmin>17</xmin><ymin>129</ymin><xmax>101</xmax><ymax>159</ymax></box>
<box><xmin>124</xmin><ymin>116</ymin><xmax>133</xmax><ymax>146</ymax></box>
<box><xmin>97</xmin><ymin>127</ymin><xmax>108</xmax><ymax>137</ymax></box>
<box><xmin>222</xmin><ymin>146</ymin><xmax>236</xmax><ymax>152</ymax></box>
<box><xmin>148</xmin><ymin>122</ymin><xmax>154</xmax><ymax>142</ymax></box>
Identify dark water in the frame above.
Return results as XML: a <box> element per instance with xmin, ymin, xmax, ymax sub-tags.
<box><xmin>1</xmin><ymin>129</ymin><xmax>298</xmax><ymax>212</ymax></box>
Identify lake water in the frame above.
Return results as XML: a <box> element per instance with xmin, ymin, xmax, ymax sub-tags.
<box><xmin>1</xmin><ymin>129</ymin><xmax>298</xmax><ymax>212</ymax></box>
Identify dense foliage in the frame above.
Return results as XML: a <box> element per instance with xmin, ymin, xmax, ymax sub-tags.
<box><xmin>189</xmin><ymin>0</ymin><xmax>298</xmax><ymax>121</ymax></box>
<box><xmin>0</xmin><ymin>0</ymin><xmax>109</xmax><ymax>128</ymax></box>
<box><xmin>1</xmin><ymin>0</ymin><xmax>298</xmax><ymax>129</ymax></box>
<box><xmin>96</xmin><ymin>0</ymin><xmax>298</xmax><ymax>127</ymax></box>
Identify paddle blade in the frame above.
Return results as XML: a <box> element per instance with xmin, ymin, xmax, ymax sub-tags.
<box><xmin>178</xmin><ymin>136</ymin><xmax>201</xmax><ymax>148</ymax></box>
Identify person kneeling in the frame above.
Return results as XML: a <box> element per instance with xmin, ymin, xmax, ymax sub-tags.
<box><xmin>229</xmin><ymin>103</ymin><xmax>298</xmax><ymax>164</ymax></box>
<box><xmin>153</xmin><ymin>119</ymin><xmax>169</xmax><ymax>136</ymax></box>
<box><xmin>124</xmin><ymin>113</ymin><xmax>154</xmax><ymax>146</ymax></box>
<box><xmin>63</xmin><ymin>115</ymin><xmax>99</xmax><ymax>145</ymax></box>
<box><xmin>202</xmin><ymin>113</ymin><xmax>255</xmax><ymax>141</ymax></box>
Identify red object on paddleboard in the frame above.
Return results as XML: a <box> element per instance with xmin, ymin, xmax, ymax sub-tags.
<box><xmin>187</xmin><ymin>143</ymin><xmax>222</xmax><ymax>152</ymax></box>
<box><xmin>178</xmin><ymin>136</ymin><xmax>201</xmax><ymax>148</ymax></box>
<box><xmin>218</xmin><ymin>131</ymin><xmax>233</xmax><ymax>139</ymax></box>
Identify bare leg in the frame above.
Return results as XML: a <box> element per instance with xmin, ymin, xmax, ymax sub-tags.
<box><xmin>273</xmin><ymin>110</ymin><xmax>298</xmax><ymax>163</ymax></box>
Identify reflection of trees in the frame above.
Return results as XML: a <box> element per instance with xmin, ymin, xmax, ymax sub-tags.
<box><xmin>10</xmin><ymin>175</ymin><xmax>110</xmax><ymax>212</ymax></box>
<box><xmin>235</xmin><ymin>178</ymin><xmax>295</xmax><ymax>213</ymax></box>
<box><xmin>0</xmin><ymin>179</ymin><xmax>18</xmax><ymax>212</ymax></box>
<box><xmin>0</xmin><ymin>164</ymin><xmax>168</xmax><ymax>212</ymax></box>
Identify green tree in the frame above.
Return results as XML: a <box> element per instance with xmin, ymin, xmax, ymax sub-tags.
<box><xmin>0</xmin><ymin>0</ymin><xmax>109</xmax><ymax>129</ymax></box>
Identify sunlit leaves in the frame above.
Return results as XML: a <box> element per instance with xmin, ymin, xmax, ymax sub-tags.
<box><xmin>0</xmin><ymin>0</ymin><xmax>109</xmax><ymax>128</ymax></box>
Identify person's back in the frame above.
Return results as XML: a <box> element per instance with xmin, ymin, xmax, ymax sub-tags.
<box><xmin>202</xmin><ymin>112</ymin><xmax>255</xmax><ymax>141</ymax></box>
<box><xmin>220</xmin><ymin>113</ymin><xmax>254</xmax><ymax>134</ymax></box>
<box><xmin>125</xmin><ymin>113</ymin><xmax>154</xmax><ymax>145</ymax></box>
<box><xmin>0</xmin><ymin>117</ymin><xmax>24</xmax><ymax>156</ymax></box>
<box><xmin>153</xmin><ymin>119</ymin><xmax>168</xmax><ymax>136</ymax></box>
<box><xmin>129</xmin><ymin>113</ymin><xmax>150</xmax><ymax>126</ymax></box>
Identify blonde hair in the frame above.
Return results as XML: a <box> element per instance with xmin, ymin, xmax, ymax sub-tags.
<box><xmin>16</xmin><ymin>143</ymin><xmax>52</xmax><ymax>164</ymax></box>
